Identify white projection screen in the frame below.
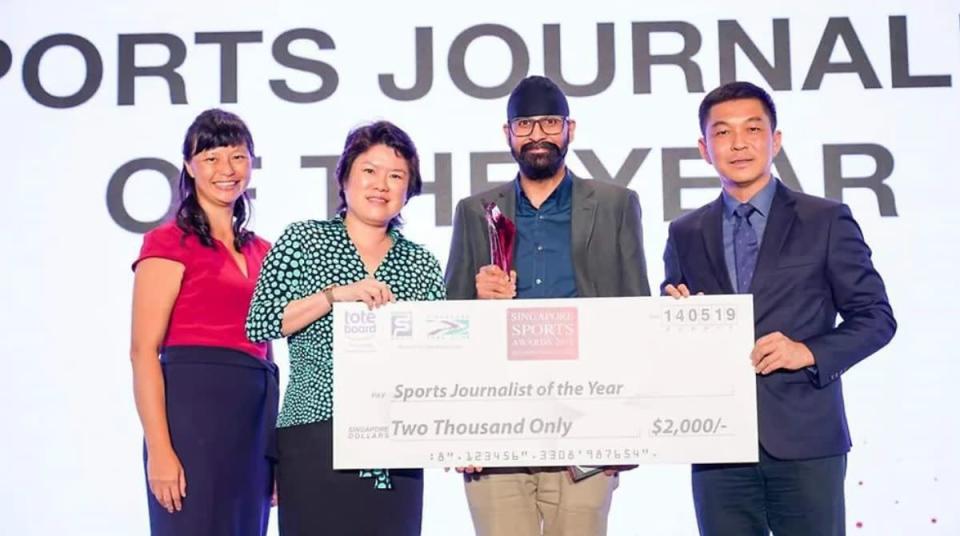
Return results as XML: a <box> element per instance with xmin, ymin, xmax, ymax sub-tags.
<box><xmin>1</xmin><ymin>1</ymin><xmax>958</xmax><ymax>534</ymax></box>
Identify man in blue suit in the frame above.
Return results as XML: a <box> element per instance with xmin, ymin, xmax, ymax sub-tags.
<box><xmin>662</xmin><ymin>81</ymin><xmax>896</xmax><ymax>536</ymax></box>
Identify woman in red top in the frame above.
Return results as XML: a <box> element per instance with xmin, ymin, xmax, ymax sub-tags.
<box><xmin>130</xmin><ymin>109</ymin><xmax>278</xmax><ymax>536</ymax></box>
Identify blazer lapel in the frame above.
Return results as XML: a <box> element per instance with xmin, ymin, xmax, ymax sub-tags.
<box><xmin>571</xmin><ymin>175</ymin><xmax>598</xmax><ymax>296</ymax></box>
<box><xmin>750</xmin><ymin>182</ymin><xmax>797</xmax><ymax>295</ymax></box>
<box><xmin>701</xmin><ymin>196</ymin><xmax>735</xmax><ymax>294</ymax></box>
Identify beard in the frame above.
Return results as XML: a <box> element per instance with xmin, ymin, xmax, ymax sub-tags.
<box><xmin>511</xmin><ymin>139</ymin><xmax>567</xmax><ymax>181</ymax></box>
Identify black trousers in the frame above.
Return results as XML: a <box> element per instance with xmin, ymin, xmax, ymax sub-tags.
<box><xmin>277</xmin><ymin>421</ymin><xmax>423</xmax><ymax>536</ymax></box>
<box><xmin>693</xmin><ymin>447</ymin><xmax>847</xmax><ymax>536</ymax></box>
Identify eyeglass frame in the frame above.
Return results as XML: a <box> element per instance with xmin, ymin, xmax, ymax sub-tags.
<box><xmin>506</xmin><ymin>115</ymin><xmax>570</xmax><ymax>137</ymax></box>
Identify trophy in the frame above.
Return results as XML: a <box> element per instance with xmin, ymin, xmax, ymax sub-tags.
<box><xmin>483</xmin><ymin>202</ymin><xmax>516</xmax><ymax>272</ymax></box>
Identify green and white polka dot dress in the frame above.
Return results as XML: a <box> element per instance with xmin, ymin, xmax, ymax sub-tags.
<box><xmin>246</xmin><ymin>216</ymin><xmax>445</xmax><ymax>488</ymax></box>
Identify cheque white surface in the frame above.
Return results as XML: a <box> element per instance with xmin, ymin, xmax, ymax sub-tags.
<box><xmin>333</xmin><ymin>296</ymin><xmax>757</xmax><ymax>469</ymax></box>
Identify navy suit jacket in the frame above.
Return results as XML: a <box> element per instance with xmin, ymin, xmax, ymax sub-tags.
<box><xmin>662</xmin><ymin>181</ymin><xmax>896</xmax><ymax>460</ymax></box>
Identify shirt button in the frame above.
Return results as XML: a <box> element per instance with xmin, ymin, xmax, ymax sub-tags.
<box><xmin>538</xmin><ymin>215</ymin><xmax>543</xmax><ymax>220</ymax></box>
<box><xmin>537</xmin><ymin>245</ymin><xmax>543</xmax><ymax>252</ymax></box>
<box><xmin>536</xmin><ymin>278</ymin><xmax>542</xmax><ymax>285</ymax></box>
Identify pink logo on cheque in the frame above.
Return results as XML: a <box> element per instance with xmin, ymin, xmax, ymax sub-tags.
<box><xmin>507</xmin><ymin>307</ymin><xmax>579</xmax><ymax>360</ymax></box>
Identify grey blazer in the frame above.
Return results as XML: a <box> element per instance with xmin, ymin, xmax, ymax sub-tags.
<box><xmin>445</xmin><ymin>174</ymin><xmax>651</xmax><ymax>299</ymax></box>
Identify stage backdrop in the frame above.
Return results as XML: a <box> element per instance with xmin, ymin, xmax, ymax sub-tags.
<box><xmin>1</xmin><ymin>1</ymin><xmax>958</xmax><ymax>534</ymax></box>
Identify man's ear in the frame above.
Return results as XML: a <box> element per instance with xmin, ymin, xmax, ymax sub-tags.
<box><xmin>697</xmin><ymin>137</ymin><xmax>713</xmax><ymax>165</ymax></box>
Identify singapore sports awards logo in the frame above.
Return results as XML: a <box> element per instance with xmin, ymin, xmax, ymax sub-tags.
<box><xmin>507</xmin><ymin>307</ymin><xmax>579</xmax><ymax>360</ymax></box>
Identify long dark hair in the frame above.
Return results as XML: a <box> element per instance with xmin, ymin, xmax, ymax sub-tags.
<box><xmin>335</xmin><ymin>120</ymin><xmax>423</xmax><ymax>228</ymax></box>
<box><xmin>175</xmin><ymin>108</ymin><xmax>255</xmax><ymax>250</ymax></box>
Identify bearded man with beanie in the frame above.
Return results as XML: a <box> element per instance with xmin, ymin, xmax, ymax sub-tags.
<box><xmin>444</xmin><ymin>75</ymin><xmax>651</xmax><ymax>536</ymax></box>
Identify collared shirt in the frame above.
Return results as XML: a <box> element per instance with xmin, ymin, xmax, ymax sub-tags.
<box><xmin>721</xmin><ymin>176</ymin><xmax>778</xmax><ymax>292</ymax></box>
<box><xmin>514</xmin><ymin>171</ymin><xmax>578</xmax><ymax>299</ymax></box>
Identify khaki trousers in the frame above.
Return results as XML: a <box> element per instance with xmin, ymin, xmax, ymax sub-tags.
<box><xmin>464</xmin><ymin>467</ymin><xmax>618</xmax><ymax>536</ymax></box>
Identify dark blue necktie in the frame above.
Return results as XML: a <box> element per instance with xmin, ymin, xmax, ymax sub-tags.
<box><xmin>733</xmin><ymin>203</ymin><xmax>759</xmax><ymax>293</ymax></box>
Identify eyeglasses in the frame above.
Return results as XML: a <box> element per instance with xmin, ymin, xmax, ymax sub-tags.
<box><xmin>508</xmin><ymin>116</ymin><xmax>567</xmax><ymax>137</ymax></box>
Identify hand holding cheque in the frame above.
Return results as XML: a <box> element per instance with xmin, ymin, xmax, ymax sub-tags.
<box><xmin>665</xmin><ymin>283</ymin><xmax>814</xmax><ymax>375</ymax></box>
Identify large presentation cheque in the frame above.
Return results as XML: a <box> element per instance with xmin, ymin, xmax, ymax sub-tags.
<box><xmin>332</xmin><ymin>295</ymin><xmax>757</xmax><ymax>469</ymax></box>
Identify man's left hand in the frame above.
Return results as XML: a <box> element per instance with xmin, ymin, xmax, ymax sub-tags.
<box><xmin>751</xmin><ymin>332</ymin><xmax>815</xmax><ymax>375</ymax></box>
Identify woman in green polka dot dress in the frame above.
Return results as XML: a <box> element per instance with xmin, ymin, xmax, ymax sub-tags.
<box><xmin>246</xmin><ymin>121</ymin><xmax>445</xmax><ymax>536</ymax></box>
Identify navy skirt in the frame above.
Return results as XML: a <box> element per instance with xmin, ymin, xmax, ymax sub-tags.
<box><xmin>144</xmin><ymin>346</ymin><xmax>279</xmax><ymax>536</ymax></box>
